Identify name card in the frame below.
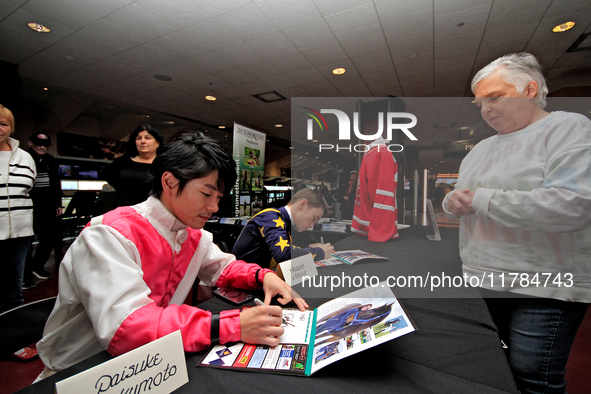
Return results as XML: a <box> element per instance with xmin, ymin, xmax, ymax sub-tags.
<box><xmin>56</xmin><ymin>330</ymin><xmax>188</xmax><ymax>394</ymax></box>
<box><xmin>279</xmin><ymin>254</ymin><xmax>318</xmax><ymax>286</ymax></box>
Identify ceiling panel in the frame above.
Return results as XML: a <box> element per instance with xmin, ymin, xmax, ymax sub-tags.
<box><xmin>215</xmin><ymin>3</ymin><xmax>279</xmax><ymax>41</ymax></box>
<box><xmin>62</xmin><ymin>0</ymin><xmax>132</xmax><ymax>18</ymax></box>
<box><xmin>135</xmin><ymin>0</ymin><xmax>211</xmax><ymax>30</ymax></box>
<box><xmin>254</xmin><ymin>0</ymin><xmax>322</xmax><ymax>30</ymax></box>
<box><xmin>21</xmin><ymin>0</ymin><xmax>101</xmax><ymax>30</ymax></box>
<box><xmin>1</xmin><ymin>0</ymin><xmax>590</xmax><ymax>176</ymax></box>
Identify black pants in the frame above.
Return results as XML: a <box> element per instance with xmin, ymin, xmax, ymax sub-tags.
<box><xmin>25</xmin><ymin>210</ymin><xmax>60</xmax><ymax>279</ymax></box>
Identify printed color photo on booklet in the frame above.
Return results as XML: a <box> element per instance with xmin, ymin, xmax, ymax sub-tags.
<box><xmin>315</xmin><ymin>250</ymin><xmax>387</xmax><ymax>267</ymax></box>
<box><xmin>198</xmin><ymin>283</ymin><xmax>415</xmax><ymax>376</ymax></box>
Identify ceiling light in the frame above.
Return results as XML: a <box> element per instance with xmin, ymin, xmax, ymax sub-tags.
<box><xmin>460</xmin><ymin>127</ymin><xmax>469</xmax><ymax>130</ymax></box>
<box><xmin>552</xmin><ymin>21</ymin><xmax>575</xmax><ymax>33</ymax></box>
<box><xmin>312</xmin><ymin>140</ymin><xmax>318</xmax><ymax>143</ymax></box>
<box><xmin>43</xmin><ymin>87</ymin><xmax>48</xmax><ymax>91</ymax></box>
<box><xmin>218</xmin><ymin>125</ymin><xmax>225</xmax><ymax>129</ymax></box>
<box><xmin>27</xmin><ymin>23</ymin><xmax>50</xmax><ymax>33</ymax></box>
<box><xmin>205</xmin><ymin>96</ymin><xmax>217</xmax><ymax>101</ymax></box>
<box><xmin>289</xmin><ymin>147</ymin><xmax>294</xmax><ymax>149</ymax></box>
<box><xmin>253</xmin><ymin>91</ymin><xmax>286</xmax><ymax>103</ymax></box>
<box><xmin>275</xmin><ymin>124</ymin><xmax>282</xmax><ymax>127</ymax></box>
<box><xmin>64</xmin><ymin>55</ymin><xmax>75</xmax><ymax>60</ymax></box>
<box><xmin>332</xmin><ymin>68</ymin><xmax>346</xmax><ymax>75</ymax></box>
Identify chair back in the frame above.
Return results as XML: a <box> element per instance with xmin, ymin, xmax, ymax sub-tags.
<box><xmin>0</xmin><ymin>297</ymin><xmax>56</xmax><ymax>357</ymax></box>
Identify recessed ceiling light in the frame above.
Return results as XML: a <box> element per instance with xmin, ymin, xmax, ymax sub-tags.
<box><xmin>332</xmin><ymin>68</ymin><xmax>346</xmax><ymax>75</ymax></box>
<box><xmin>460</xmin><ymin>126</ymin><xmax>469</xmax><ymax>130</ymax></box>
<box><xmin>43</xmin><ymin>87</ymin><xmax>48</xmax><ymax>91</ymax></box>
<box><xmin>218</xmin><ymin>125</ymin><xmax>226</xmax><ymax>129</ymax></box>
<box><xmin>164</xmin><ymin>121</ymin><xmax>175</xmax><ymax>124</ymax></box>
<box><xmin>312</xmin><ymin>140</ymin><xmax>318</xmax><ymax>143</ymax></box>
<box><xmin>552</xmin><ymin>21</ymin><xmax>575</xmax><ymax>33</ymax></box>
<box><xmin>289</xmin><ymin>147</ymin><xmax>294</xmax><ymax>149</ymax></box>
<box><xmin>205</xmin><ymin>95</ymin><xmax>217</xmax><ymax>101</ymax></box>
<box><xmin>275</xmin><ymin>124</ymin><xmax>282</xmax><ymax>127</ymax></box>
<box><xmin>253</xmin><ymin>91</ymin><xmax>286</xmax><ymax>103</ymax></box>
<box><xmin>153</xmin><ymin>74</ymin><xmax>172</xmax><ymax>81</ymax></box>
<box><xmin>27</xmin><ymin>23</ymin><xmax>50</xmax><ymax>33</ymax></box>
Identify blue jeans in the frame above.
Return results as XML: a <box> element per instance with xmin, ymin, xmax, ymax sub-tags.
<box><xmin>482</xmin><ymin>289</ymin><xmax>589</xmax><ymax>394</ymax></box>
<box><xmin>0</xmin><ymin>237</ymin><xmax>31</xmax><ymax>313</ymax></box>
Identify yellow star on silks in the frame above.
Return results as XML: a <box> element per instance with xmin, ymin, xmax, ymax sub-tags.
<box><xmin>275</xmin><ymin>236</ymin><xmax>290</xmax><ymax>252</ymax></box>
<box><xmin>311</xmin><ymin>253</ymin><xmax>317</xmax><ymax>260</ymax></box>
<box><xmin>272</xmin><ymin>216</ymin><xmax>285</xmax><ymax>229</ymax></box>
<box><xmin>259</xmin><ymin>227</ymin><xmax>265</xmax><ymax>237</ymax></box>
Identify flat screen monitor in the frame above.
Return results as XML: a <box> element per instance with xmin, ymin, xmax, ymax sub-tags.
<box><xmin>61</xmin><ymin>180</ymin><xmax>78</xmax><ymax>190</ymax></box>
<box><xmin>77</xmin><ymin>170</ymin><xmax>99</xmax><ymax>179</ymax></box>
<box><xmin>78</xmin><ymin>181</ymin><xmax>108</xmax><ymax>191</ymax></box>
<box><xmin>58</xmin><ymin>164</ymin><xmax>72</xmax><ymax>177</ymax></box>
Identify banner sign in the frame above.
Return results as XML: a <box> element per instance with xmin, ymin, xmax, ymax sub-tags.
<box><xmin>233</xmin><ymin>123</ymin><xmax>266</xmax><ymax>216</ymax></box>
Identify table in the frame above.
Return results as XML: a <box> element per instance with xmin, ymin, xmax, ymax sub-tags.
<box><xmin>19</xmin><ymin>226</ymin><xmax>518</xmax><ymax>394</ymax></box>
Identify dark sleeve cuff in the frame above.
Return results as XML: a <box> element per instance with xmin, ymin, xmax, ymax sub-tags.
<box><xmin>210</xmin><ymin>312</ymin><xmax>220</xmax><ymax>344</ymax></box>
<box><xmin>256</xmin><ymin>268</ymin><xmax>275</xmax><ymax>287</ymax></box>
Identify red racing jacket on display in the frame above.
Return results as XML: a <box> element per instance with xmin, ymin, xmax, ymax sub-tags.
<box><xmin>352</xmin><ymin>139</ymin><xmax>399</xmax><ymax>242</ymax></box>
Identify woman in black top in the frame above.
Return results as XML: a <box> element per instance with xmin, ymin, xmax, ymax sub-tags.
<box><xmin>103</xmin><ymin>125</ymin><xmax>164</xmax><ymax>208</ymax></box>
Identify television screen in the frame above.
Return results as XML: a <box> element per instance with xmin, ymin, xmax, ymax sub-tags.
<box><xmin>58</xmin><ymin>164</ymin><xmax>72</xmax><ymax>177</ymax></box>
<box><xmin>77</xmin><ymin>170</ymin><xmax>98</xmax><ymax>179</ymax></box>
<box><xmin>61</xmin><ymin>180</ymin><xmax>78</xmax><ymax>190</ymax></box>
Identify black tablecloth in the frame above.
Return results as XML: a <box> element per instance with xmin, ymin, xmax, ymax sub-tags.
<box><xmin>19</xmin><ymin>226</ymin><xmax>519</xmax><ymax>394</ymax></box>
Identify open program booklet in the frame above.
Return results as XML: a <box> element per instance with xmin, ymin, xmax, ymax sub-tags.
<box><xmin>315</xmin><ymin>250</ymin><xmax>386</xmax><ymax>267</ymax></box>
<box><xmin>198</xmin><ymin>283</ymin><xmax>415</xmax><ymax>376</ymax></box>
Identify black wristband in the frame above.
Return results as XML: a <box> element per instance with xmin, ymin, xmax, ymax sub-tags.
<box><xmin>255</xmin><ymin>269</ymin><xmax>263</xmax><ymax>286</ymax></box>
<box><xmin>210</xmin><ymin>313</ymin><xmax>220</xmax><ymax>344</ymax></box>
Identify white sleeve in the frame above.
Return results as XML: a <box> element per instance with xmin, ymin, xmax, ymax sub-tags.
<box><xmin>191</xmin><ymin>230</ymin><xmax>236</xmax><ymax>287</ymax></box>
<box><xmin>66</xmin><ymin>225</ymin><xmax>154</xmax><ymax>349</ymax></box>
<box><xmin>472</xmin><ymin>146</ymin><xmax>591</xmax><ymax>233</ymax></box>
<box><xmin>442</xmin><ymin>191</ymin><xmax>461</xmax><ymax>219</ymax></box>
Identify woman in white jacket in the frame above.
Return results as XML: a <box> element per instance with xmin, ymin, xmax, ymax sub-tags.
<box><xmin>0</xmin><ymin>104</ymin><xmax>36</xmax><ymax>313</ymax></box>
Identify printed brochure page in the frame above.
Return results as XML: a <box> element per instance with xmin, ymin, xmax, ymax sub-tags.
<box><xmin>310</xmin><ymin>284</ymin><xmax>414</xmax><ymax>375</ymax></box>
<box><xmin>315</xmin><ymin>250</ymin><xmax>387</xmax><ymax>267</ymax></box>
<box><xmin>198</xmin><ymin>282</ymin><xmax>415</xmax><ymax>376</ymax></box>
